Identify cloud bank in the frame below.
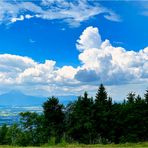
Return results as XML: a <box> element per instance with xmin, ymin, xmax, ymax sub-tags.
<box><xmin>75</xmin><ymin>27</ymin><xmax>148</xmax><ymax>85</ymax></box>
<box><xmin>0</xmin><ymin>26</ymin><xmax>147</xmax><ymax>98</ymax></box>
<box><xmin>0</xmin><ymin>0</ymin><xmax>121</xmax><ymax>27</ymax></box>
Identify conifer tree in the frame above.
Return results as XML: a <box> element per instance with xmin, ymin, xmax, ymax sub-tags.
<box><xmin>42</xmin><ymin>97</ymin><xmax>65</xmax><ymax>143</ymax></box>
<box><xmin>107</xmin><ymin>96</ymin><xmax>112</xmax><ymax>109</ymax></box>
<box><xmin>95</xmin><ymin>84</ymin><xmax>108</xmax><ymax>105</ymax></box>
<box><xmin>127</xmin><ymin>92</ymin><xmax>136</xmax><ymax>103</ymax></box>
<box><xmin>135</xmin><ymin>95</ymin><xmax>142</xmax><ymax>103</ymax></box>
<box><xmin>144</xmin><ymin>89</ymin><xmax>148</xmax><ymax>104</ymax></box>
<box><xmin>66</xmin><ymin>92</ymin><xmax>94</xmax><ymax>144</ymax></box>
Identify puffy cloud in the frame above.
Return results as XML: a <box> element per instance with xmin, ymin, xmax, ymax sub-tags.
<box><xmin>0</xmin><ymin>0</ymin><xmax>121</xmax><ymax>26</ymax></box>
<box><xmin>75</xmin><ymin>27</ymin><xmax>148</xmax><ymax>86</ymax></box>
<box><xmin>0</xmin><ymin>26</ymin><xmax>147</xmax><ymax>99</ymax></box>
<box><xmin>75</xmin><ymin>69</ymin><xmax>98</xmax><ymax>82</ymax></box>
<box><xmin>56</xmin><ymin>66</ymin><xmax>77</xmax><ymax>81</ymax></box>
<box><xmin>76</xmin><ymin>26</ymin><xmax>102</xmax><ymax>51</ymax></box>
<box><xmin>0</xmin><ymin>54</ymin><xmax>35</xmax><ymax>71</ymax></box>
<box><xmin>17</xmin><ymin>60</ymin><xmax>57</xmax><ymax>85</ymax></box>
<box><xmin>0</xmin><ymin>54</ymin><xmax>79</xmax><ymax>96</ymax></box>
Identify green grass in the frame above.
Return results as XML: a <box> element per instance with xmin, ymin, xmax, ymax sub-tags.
<box><xmin>1</xmin><ymin>142</ymin><xmax>148</xmax><ymax>148</ymax></box>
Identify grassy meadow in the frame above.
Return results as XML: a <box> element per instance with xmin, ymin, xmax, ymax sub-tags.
<box><xmin>1</xmin><ymin>142</ymin><xmax>148</xmax><ymax>148</ymax></box>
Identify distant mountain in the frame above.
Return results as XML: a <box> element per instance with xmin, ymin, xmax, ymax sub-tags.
<box><xmin>0</xmin><ymin>91</ymin><xmax>46</xmax><ymax>106</ymax></box>
<box><xmin>0</xmin><ymin>91</ymin><xmax>77</xmax><ymax>106</ymax></box>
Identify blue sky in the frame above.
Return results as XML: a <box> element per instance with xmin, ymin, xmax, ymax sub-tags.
<box><xmin>0</xmin><ymin>0</ymin><xmax>147</xmax><ymax>101</ymax></box>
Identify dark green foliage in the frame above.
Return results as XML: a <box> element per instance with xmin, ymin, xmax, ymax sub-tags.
<box><xmin>6</xmin><ymin>124</ymin><xmax>28</xmax><ymax>146</ymax></box>
<box><xmin>144</xmin><ymin>89</ymin><xmax>148</xmax><ymax>104</ymax></box>
<box><xmin>135</xmin><ymin>95</ymin><xmax>142</xmax><ymax>103</ymax></box>
<box><xmin>95</xmin><ymin>84</ymin><xmax>108</xmax><ymax>105</ymax></box>
<box><xmin>127</xmin><ymin>92</ymin><xmax>136</xmax><ymax>103</ymax></box>
<box><xmin>0</xmin><ymin>124</ymin><xmax>8</xmax><ymax>144</ymax></box>
<box><xmin>42</xmin><ymin>96</ymin><xmax>65</xmax><ymax>143</ymax></box>
<box><xmin>19</xmin><ymin>112</ymin><xmax>45</xmax><ymax>145</ymax></box>
<box><xmin>66</xmin><ymin>92</ymin><xmax>95</xmax><ymax>144</ymax></box>
<box><xmin>0</xmin><ymin>84</ymin><xmax>148</xmax><ymax>146</ymax></box>
<box><xmin>93</xmin><ymin>85</ymin><xmax>113</xmax><ymax>143</ymax></box>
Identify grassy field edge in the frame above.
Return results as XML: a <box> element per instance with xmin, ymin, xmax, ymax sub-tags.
<box><xmin>1</xmin><ymin>142</ymin><xmax>148</xmax><ymax>148</ymax></box>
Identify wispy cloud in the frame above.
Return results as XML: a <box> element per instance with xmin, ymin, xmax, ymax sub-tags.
<box><xmin>0</xmin><ymin>0</ymin><xmax>121</xmax><ymax>27</ymax></box>
<box><xmin>135</xmin><ymin>1</ymin><xmax>148</xmax><ymax>16</ymax></box>
<box><xmin>142</xmin><ymin>11</ymin><xmax>148</xmax><ymax>16</ymax></box>
<box><xmin>29</xmin><ymin>39</ymin><xmax>36</xmax><ymax>43</ymax></box>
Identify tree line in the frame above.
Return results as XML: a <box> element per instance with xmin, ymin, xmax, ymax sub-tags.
<box><xmin>0</xmin><ymin>84</ymin><xmax>148</xmax><ymax>146</ymax></box>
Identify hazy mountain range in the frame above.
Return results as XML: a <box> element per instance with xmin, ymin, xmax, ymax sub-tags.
<box><xmin>0</xmin><ymin>91</ymin><xmax>76</xmax><ymax>106</ymax></box>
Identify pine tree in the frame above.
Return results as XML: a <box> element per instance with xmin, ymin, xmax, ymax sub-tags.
<box><xmin>127</xmin><ymin>92</ymin><xmax>136</xmax><ymax>104</ymax></box>
<box><xmin>42</xmin><ymin>97</ymin><xmax>65</xmax><ymax>143</ymax></box>
<box><xmin>107</xmin><ymin>96</ymin><xmax>112</xmax><ymax>108</ymax></box>
<box><xmin>66</xmin><ymin>92</ymin><xmax>94</xmax><ymax>144</ymax></box>
<box><xmin>95</xmin><ymin>84</ymin><xmax>108</xmax><ymax>105</ymax></box>
<box><xmin>93</xmin><ymin>84</ymin><xmax>111</xmax><ymax>142</ymax></box>
<box><xmin>144</xmin><ymin>89</ymin><xmax>148</xmax><ymax>104</ymax></box>
<box><xmin>135</xmin><ymin>95</ymin><xmax>142</xmax><ymax>103</ymax></box>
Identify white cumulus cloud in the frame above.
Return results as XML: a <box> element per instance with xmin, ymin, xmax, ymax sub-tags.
<box><xmin>76</xmin><ymin>26</ymin><xmax>102</xmax><ymax>51</ymax></box>
<box><xmin>0</xmin><ymin>26</ymin><xmax>147</xmax><ymax>100</ymax></box>
<box><xmin>75</xmin><ymin>26</ymin><xmax>148</xmax><ymax>86</ymax></box>
<box><xmin>0</xmin><ymin>54</ymin><xmax>79</xmax><ymax>96</ymax></box>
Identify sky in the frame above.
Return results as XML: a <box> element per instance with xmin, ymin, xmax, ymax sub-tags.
<box><xmin>0</xmin><ymin>0</ymin><xmax>148</xmax><ymax>101</ymax></box>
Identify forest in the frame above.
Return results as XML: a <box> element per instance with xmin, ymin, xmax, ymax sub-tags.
<box><xmin>0</xmin><ymin>84</ymin><xmax>148</xmax><ymax>146</ymax></box>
